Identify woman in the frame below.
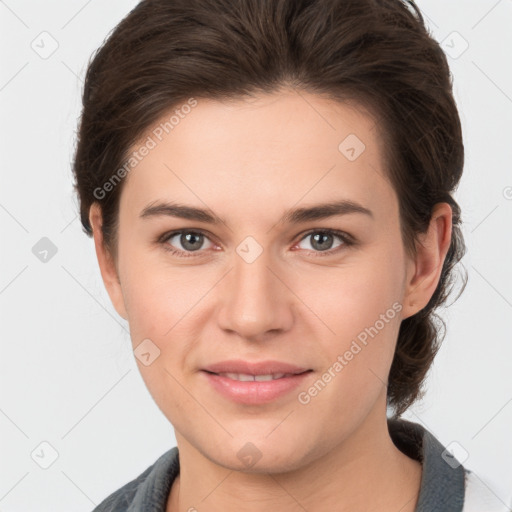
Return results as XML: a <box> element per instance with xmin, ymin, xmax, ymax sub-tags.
<box><xmin>72</xmin><ymin>0</ymin><xmax>509</xmax><ymax>510</ymax></box>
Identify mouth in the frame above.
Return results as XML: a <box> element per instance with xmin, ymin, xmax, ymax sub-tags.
<box><xmin>202</xmin><ymin>370</ymin><xmax>312</xmax><ymax>381</ymax></box>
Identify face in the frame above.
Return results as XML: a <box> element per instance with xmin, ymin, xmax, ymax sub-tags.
<box><xmin>90</xmin><ymin>89</ymin><xmax>447</xmax><ymax>473</ymax></box>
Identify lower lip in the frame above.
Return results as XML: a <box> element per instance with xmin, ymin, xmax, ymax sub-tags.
<box><xmin>201</xmin><ymin>370</ymin><xmax>312</xmax><ymax>405</ymax></box>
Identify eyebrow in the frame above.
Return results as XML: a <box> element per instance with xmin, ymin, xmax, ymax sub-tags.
<box><xmin>139</xmin><ymin>199</ymin><xmax>374</xmax><ymax>225</ymax></box>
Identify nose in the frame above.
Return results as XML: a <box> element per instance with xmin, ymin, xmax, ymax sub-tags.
<box><xmin>216</xmin><ymin>246</ymin><xmax>294</xmax><ymax>341</ymax></box>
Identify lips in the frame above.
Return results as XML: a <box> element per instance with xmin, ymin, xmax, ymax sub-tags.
<box><xmin>214</xmin><ymin>372</ymin><xmax>294</xmax><ymax>381</ymax></box>
<box><xmin>200</xmin><ymin>359</ymin><xmax>313</xmax><ymax>404</ymax></box>
<box><xmin>202</xmin><ymin>359</ymin><xmax>311</xmax><ymax>376</ymax></box>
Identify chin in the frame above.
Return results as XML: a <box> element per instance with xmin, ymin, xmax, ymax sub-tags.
<box><xmin>199</xmin><ymin>436</ymin><xmax>313</xmax><ymax>475</ymax></box>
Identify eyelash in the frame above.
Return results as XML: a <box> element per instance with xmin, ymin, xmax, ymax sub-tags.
<box><xmin>157</xmin><ymin>228</ymin><xmax>356</xmax><ymax>258</ymax></box>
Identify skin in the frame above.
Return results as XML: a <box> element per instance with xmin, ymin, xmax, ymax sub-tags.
<box><xmin>89</xmin><ymin>88</ymin><xmax>452</xmax><ymax>512</ymax></box>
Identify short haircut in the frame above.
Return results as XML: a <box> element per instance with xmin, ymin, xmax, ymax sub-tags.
<box><xmin>72</xmin><ymin>0</ymin><xmax>467</xmax><ymax>416</ymax></box>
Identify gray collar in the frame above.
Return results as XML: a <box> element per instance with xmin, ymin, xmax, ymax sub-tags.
<box><xmin>388</xmin><ymin>418</ymin><xmax>465</xmax><ymax>511</ymax></box>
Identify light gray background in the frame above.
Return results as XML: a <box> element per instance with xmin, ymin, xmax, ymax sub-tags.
<box><xmin>1</xmin><ymin>1</ymin><xmax>511</xmax><ymax>510</ymax></box>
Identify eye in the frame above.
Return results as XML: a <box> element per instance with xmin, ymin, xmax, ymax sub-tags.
<box><xmin>158</xmin><ymin>228</ymin><xmax>355</xmax><ymax>258</ymax></box>
<box><xmin>294</xmin><ymin>229</ymin><xmax>354</xmax><ymax>256</ymax></box>
<box><xmin>159</xmin><ymin>230</ymin><xmax>215</xmax><ymax>257</ymax></box>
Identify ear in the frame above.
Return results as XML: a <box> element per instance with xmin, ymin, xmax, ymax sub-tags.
<box><xmin>401</xmin><ymin>202</ymin><xmax>453</xmax><ymax>320</ymax></box>
<box><xmin>88</xmin><ymin>202</ymin><xmax>128</xmax><ymax>321</ymax></box>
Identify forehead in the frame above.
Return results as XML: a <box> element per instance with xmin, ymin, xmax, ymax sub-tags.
<box><xmin>119</xmin><ymin>89</ymin><xmax>396</xmax><ymax>225</ymax></box>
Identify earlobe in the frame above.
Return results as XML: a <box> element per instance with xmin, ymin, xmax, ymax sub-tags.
<box><xmin>88</xmin><ymin>203</ymin><xmax>128</xmax><ymax>321</ymax></box>
<box><xmin>401</xmin><ymin>203</ymin><xmax>453</xmax><ymax>320</ymax></box>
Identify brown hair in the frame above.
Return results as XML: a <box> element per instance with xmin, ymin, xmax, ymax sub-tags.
<box><xmin>72</xmin><ymin>0</ymin><xmax>467</xmax><ymax>417</ymax></box>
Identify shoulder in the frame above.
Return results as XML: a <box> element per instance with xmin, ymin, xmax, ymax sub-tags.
<box><xmin>91</xmin><ymin>446</ymin><xmax>180</xmax><ymax>512</ymax></box>
<box><xmin>90</xmin><ymin>467</ymin><xmax>149</xmax><ymax>512</ymax></box>
<box><xmin>462</xmin><ymin>469</ymin><xmax>512</xmax><ymax>512</ymax></box>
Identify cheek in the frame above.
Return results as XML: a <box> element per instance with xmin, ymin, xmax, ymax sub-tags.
<box><xmin>299</xmin><ymin>248</ymin><xmax>403</xmax><ymax>341</ymax></box>
<box><xmin>119</xmin><ymin>263</ymin><xmax>200</xmax><ymax>420</ymax></box>
<box><xmin>297</xmin><ymin>249</ymin><xmax>404</xmax><ymax>400</ymax></box>
<box><xmin>118</xmin><ymin>254</ymin><xmax>212</xmax><ymax>396</ymax></box>
<box><xmin>118</xmin><ymin>245</ymin><xmax>198</xmax><ymax>339</ymax></box>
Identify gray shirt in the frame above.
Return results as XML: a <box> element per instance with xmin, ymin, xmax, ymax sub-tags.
<box><xmin>92</xmin><ymin>418</ymin><xmax>469</xmax><ymax>511</ymax></box>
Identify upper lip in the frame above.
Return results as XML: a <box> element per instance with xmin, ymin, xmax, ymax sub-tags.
<box><xmin>202</xmin><ymin>359</ymin><xmax>311</xmax><ymax>376</ymax></box>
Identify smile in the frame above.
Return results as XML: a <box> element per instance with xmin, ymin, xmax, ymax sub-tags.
<box><xmin>214</xmin><ymin>372</ymin><xmax>295</xmax><ymax>381</ymax></box>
